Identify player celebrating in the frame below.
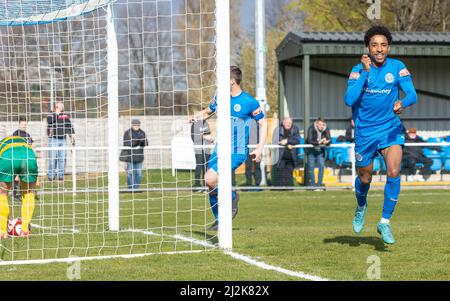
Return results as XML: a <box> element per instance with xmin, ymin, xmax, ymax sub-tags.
<box><xmin>189</xmin><ymin>66</ymin><xmax>267</xmax><ymax>231</ymax></box>
<box><xmin>0</xmin><ymin>136</ymin><xmax>38</xmax><ymax>238</ymax></box>
<box><xmin>344</xmin><ymin>26</ymin><xmax>417</xmax><ymax>244</ymax></box>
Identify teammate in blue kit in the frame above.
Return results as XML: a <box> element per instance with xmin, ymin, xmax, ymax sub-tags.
<box><xmin>344</xmin><ymin>26</ymin><xmax>417</xmax><ymax>244</ymax></box>
<box><xmin>189</xmin><ymin>66</ymin><xmax>268</xmax><ymax>231</ymax></box>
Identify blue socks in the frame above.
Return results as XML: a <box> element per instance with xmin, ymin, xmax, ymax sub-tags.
<box><xmin>209</xmin><ymin>188</ymin><xmax>218</xmax><ymax>220</ymax></box>
<box><xmin>355</xmin><ymin>176</ymin><xmax>371</xmax><ymax>207</ymax></box>
<box><xmin>382</xmin><ymin>176</ymin><xmax>401</xmax><ymax>220</ymax></box>
<box><xmin>209</xmin><ymin>189</ymin><xmax>235</xmax><ymax>221</ymax></box>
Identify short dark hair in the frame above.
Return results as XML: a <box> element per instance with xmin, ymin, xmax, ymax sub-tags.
<box><xmin>364</xmin><ymin>26</ymin><xmax>392</xmax><ymax>47</ymax></box>
<box><xmin>18</xmin><ymin>116</ymin><xmax>27</xmax><ymax>123</ymax></box>
<box><xmin>316</xmin><ymin>117</ymin><xmax>326</xmax><ymax>124</ymax></box>
<box><xmin>230</xmin><ymin>65</ymin><xmax>242</xmax><ymax>85</ymax></box>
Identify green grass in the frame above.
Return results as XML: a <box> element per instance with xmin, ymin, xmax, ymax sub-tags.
<box><xmin>1</xmin><ymin>187</ymin><xmax>450</xmax><ymax>280</ymax></box>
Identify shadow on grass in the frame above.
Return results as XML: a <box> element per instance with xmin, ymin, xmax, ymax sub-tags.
<box><xmin>323</xmin><ymin>236</ymin><xmax>389</xmax><ymax>252</ymax></box>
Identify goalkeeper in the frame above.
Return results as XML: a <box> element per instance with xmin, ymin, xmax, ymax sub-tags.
<box><xmin>0</xmin><ymin>136</ymin><xmax>38</xmax><ymax>238</ymax></box>
<box><xmin>189</xmin><ymin>66</ymin><xmax>267</xmax><ymax>231</ymax></box>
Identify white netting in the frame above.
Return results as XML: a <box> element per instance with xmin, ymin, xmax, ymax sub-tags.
<box><xmin>0</xmin><ymin>0</ymin><xmax>218</xmax><ymax>262</ymax></box>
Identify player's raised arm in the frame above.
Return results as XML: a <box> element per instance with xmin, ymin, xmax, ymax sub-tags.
<box><xmin>344</xmin><ymin>55</ymin><xmax>371</xmax><ymax>107</ymax></box>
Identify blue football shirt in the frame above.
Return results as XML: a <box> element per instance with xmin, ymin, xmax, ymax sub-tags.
<box><xmin>209</xmin><ymin>91</ymin><xmax>264</xmax><ymax>154</ymax></box>
<box><xmin>344</xmin><ymin>57</ymin><xmax>417</xmax><ymax>137</ymax></box>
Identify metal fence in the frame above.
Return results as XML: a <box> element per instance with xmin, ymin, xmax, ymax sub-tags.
<box><xmin>32</xmin><ymin>141</ymin><xmax>450</xmax><ymax>194</ymax></box>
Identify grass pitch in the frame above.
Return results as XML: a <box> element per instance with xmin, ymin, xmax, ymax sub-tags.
<box><xmin>1</xmin><ymin>185</ymin><xmax>449</xmax><ymax>280</ymax></box>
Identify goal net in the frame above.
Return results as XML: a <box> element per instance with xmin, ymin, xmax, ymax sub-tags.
<box><xmin>0</xmin><ymin>0</ymin><xmax>224</xmax><ymax>263</ymax></box>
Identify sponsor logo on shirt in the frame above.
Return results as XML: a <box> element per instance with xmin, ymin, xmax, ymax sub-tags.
<box><xmin>233</xmin><ymin>104</ymin><xmax>241</xmax><ymax>112</ymax></box>
<box><xmin>385</xmin><ymin>73</ymin><xmax>394</xmax><ymax>83</ymax></box>
<box><xmin>252</xmin><ymin>107</ymin><xmax>262</xmax><ymax>116</ymax></box>
<box><xmin>364</xmin><ymin>88</ymin><xmax>392</xmax><ymax>94</ymax></box>
<box><xmin>399</xmin><ymin>68</ymin><xmax>410</xmax><ymax>77</ymax></box>
<box><xmin>349</xmin><ymin>72</ymin><xmax>360</xmax><ymax>80</ymax></box>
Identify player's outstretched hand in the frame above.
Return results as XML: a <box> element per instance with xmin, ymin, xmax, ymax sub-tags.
<box><xmin>393</xmin><ymin>100</ymin><xmax>404</xmax><ymax>115</ymax></box>
<box><xmin>250</xmin><ymin>148</ymin><xmax>262</xmax><ymax>163</ymax></box>
<box><xmin>361</xmin><ymin>54</ymin><xmax>371</xmax><ymax>72</ymax></box>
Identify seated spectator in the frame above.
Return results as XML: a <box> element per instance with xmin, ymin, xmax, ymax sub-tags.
<box><xmin>345</xmin><ymin>118</ymin><xmax>355</xmax><ymax>143</ymax></box>
<box><xmin>272</xmin><ymin>117</ymin><xmax>300</xmax><ymax>187</ymax></box>
<box><xmin>306</xmin><ymin>117</ymin><xmax>331</xmax><ymax>189</ymax></box>
<box><xmin>402</xmin><ymin>127</ymin><xmax>441</xmax><ymax>182</ymax></box>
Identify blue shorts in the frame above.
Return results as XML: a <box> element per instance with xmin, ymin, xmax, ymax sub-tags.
<box><xmin>354</xmin><ymin>123</ymin><xmax>405</xmax><ymax>167</ymax></box>
<box><xmin>208</xmin><ymin>150</ymin><xmax>247</xmax><ymax>173</ymax></box>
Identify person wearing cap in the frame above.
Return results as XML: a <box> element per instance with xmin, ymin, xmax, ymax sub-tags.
<box><xmin>121</xmin><ymin>119</ymin><xmax>148</xmax><ymax>191</ymax></box>
<box><xmin>402</xmin><ymin>127</ymin><xmax>440</xmax><ymax>182</ymax></box>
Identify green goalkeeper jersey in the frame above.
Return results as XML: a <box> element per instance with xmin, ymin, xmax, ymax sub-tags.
<box><xmin>0</xmin><ymin>136</ymin><xmax>38</xmax><ymax>183</ymax></box>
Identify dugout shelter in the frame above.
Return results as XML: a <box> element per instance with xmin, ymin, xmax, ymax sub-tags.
<box><xmin>276</xmin><ymin>32</ymin><xmax>450</xmax><ymax>132</ymax></box>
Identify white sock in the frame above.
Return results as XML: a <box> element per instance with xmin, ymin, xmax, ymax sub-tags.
<box><xmin>357</xmin><ymin>205</ymin><xmax>365</xmax><ymax>210</ymax></box>
<box><xmin>380</xmin><ymin>218</ymin><xmax>390</xmax><ymax>224</ymax></box>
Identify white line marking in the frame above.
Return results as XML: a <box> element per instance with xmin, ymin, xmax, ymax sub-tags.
<box><xmin>31</xmin><ymin>223</ymin><xmax>81</xmax><ymax>233</ymax></box>
<box><xmin>224</xmin><ymin>250</ymin><xmax>328</xmax><ymax>281</ymax></box>
<box><xmin>0</xmin><ymin>250</ymin><xmax>204</xmax><ymax>266</ymax></box>
<box><xmin>2</xmin><ymin>226</ymin><xmax>329</xmax><ymax>280</ymax></box>
<box><xmin>128</xmin><ymin>228</ymin><xmax>329</xmax><ymax>281</ymax></box>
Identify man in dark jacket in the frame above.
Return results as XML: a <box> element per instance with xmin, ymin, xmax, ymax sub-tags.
<box><xmin>273</xmin><ymin>117</ymin><xmax>300</xmax><ymax>186</ymax></box>
<box><xmin>191</xmin><ymin>119</ymin><xmax>213</xmax><ymax>191</ymax></box>
<box><xmin>122</xmin><ymin>119</ymin><xmax>148</xmax><ymax>190</ymax></box>
<box><xmin>244</xmin><ymin>119</ymin><xmax>262</xmax><ymax>189</ymax></box>
<box><xmin>402</xmin><ymin>127</ymin><xmax>439</xmax><ymax>181</ymax></box>
<box><xmin>47</xmin><ymin>101</ymin><xmax>75</xmax><ymax>181</ymax></box>
<box><xmin>306</xmin><ymin>117</ymin><xmax>331</xmax><ymax>188</ymax></box>
<box><xmin>12</xmin><ymin>116</ymin><xmax>35</xmax><ymax>201</ymax></box>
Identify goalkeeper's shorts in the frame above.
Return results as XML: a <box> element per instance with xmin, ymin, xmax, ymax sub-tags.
<box><xmin>0</xmin><ymin>148</ymin><xmax>38</xmax><ymax>183</ymax></box>
<box><xmin>208</xmin><ymin>150</ymin><xmax>247</xmax><ymax>173</ymax></box>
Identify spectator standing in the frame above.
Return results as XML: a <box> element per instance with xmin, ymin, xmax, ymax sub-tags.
<box><xmin>402</xmin><ymin>127</ymin><xmax>440</xmax><ymax>182</ymax></box>
<box><xmin>12</xmin><ymin>116</ymin><xmax>35</xmax><ymax>201</ymax></box>
<box><xmin>273</xmin><ymin>117</ymin><xmax>300</xmax><ymax>187</ymax></box>
<box><xmin>12</xmin><ymin>116</ymin><xmax>34</xmax><ymax>146</ymax></box>
<box><xmin>306</xmin><ymin>117</ymin><xmax>331</xmax><ymax>189</ymax></box>
<box><xmin>47</xmin><ymin>101</ymin><xmax>75</xmax><ymax>181</ymax></box>
<box><xmin>122</xmin><ymin>119</ymin><xmax>148</xmax><ymax>191</ymax></box>
<box><xmin>245</xmin><ymin>119</ymin><xmax>262</xmax><ymax>190</ymax></box>
<box><xmin>191</xmin><ymin>119</ymin><xmax>213</xmax><ymax>192</ymax></box>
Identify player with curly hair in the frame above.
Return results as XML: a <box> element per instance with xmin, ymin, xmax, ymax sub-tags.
<box><xmin>344</xmin><ymin>26</ymin><xmax>418</xmax><ymax>244</ymax></box>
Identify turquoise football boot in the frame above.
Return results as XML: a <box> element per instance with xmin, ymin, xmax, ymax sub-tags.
<box><xmin>377</xmin><ymin>222</ymin><xmax>395</xmax><ymax>244</ymax></box>
<box><xmin>352</xmin><ymin>205</ymin><xmax>367</xmax><ymax>234</ymax></box>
